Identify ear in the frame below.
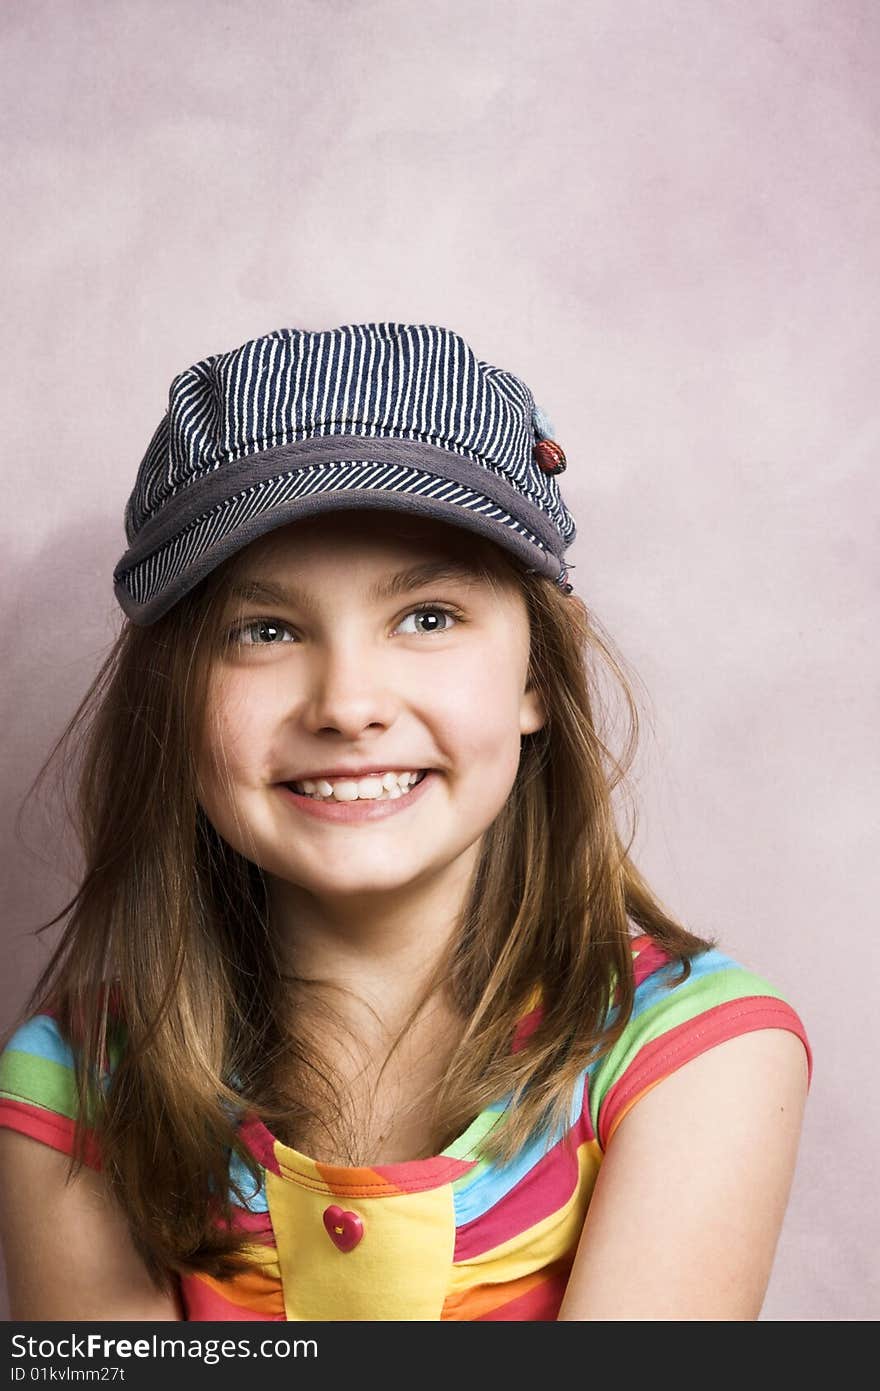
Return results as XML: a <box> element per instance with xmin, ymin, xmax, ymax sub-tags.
<box><xmin>519</xmin><ymin>684</ymin><xmax>547</xmax><ymax>736</ymax></box>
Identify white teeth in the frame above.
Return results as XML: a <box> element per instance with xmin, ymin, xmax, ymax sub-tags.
<box><xmin>294</xmin><ymin>770</ymin><xmax>425</xmax><ymax>802</ymax></box>
<box><xmin>330</xmin><ymin>776</ymin><xmax>382</xmax><ymax>802</ymax></box>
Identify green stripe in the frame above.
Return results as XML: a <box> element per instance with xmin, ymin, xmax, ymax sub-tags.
<box><xmin>587</xmin><ymin>966</ymin><xmax>786</xmax><ymax>1137</ymax></box>
<box><xmin>445</xmin><ymin>1105</ymin><xmax>505</xmax><ymax>1163</ymax></box>
<box><xmin>447</xmin><ymin>1106</ymin><xmax>513</xmax><ymax>1191</ymax></box>
<box><xmin>0</xmin><ymin>1050</ymin><xmax>79</xmax><ymax>1121</ymax></box>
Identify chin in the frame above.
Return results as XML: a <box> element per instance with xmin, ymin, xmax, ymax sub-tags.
<box><xmin>273</xmin><ymin>848</ymin><xmax>458</xmax><ymax>899</ymax></box>
<box><xmin>304</xmin><ymin>865</ymin><xmax>434</xmax><ymax>897</ymax></box>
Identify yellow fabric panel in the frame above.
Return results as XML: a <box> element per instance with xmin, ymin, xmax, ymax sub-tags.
<box><xmin>266</xmin><ymin>1164</ymin><xmax>456</xmax><ymax>1321</ymax></box>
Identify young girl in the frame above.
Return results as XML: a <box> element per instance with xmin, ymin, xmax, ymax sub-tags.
<box><xmin>0</xmin><ymin>323</ymin><xmax>811</xmax><ymax>1322</ymax></box>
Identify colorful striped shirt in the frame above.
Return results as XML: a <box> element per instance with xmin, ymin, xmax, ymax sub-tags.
<box><xmin>0</xmin><ymin>936</ymin><xmax>812</xmax><ymax>1320</ymax></box>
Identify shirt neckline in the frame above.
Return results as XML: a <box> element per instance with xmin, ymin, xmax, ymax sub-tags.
<box><xmin>237</xmin><ymin>986</ymin><xmax>546</xmax><ymax>1195</ymax></box>
<box><xmin>239</xmin><ymin>1101</ymin><xmax>505</xmax><ymax>1195</ymax></box>
<box><xmin>233</xmin><ymin>945</ymin><xmax>653</xmax><ymax>1196</ymax></box>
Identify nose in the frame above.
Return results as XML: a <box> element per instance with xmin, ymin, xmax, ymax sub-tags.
<box><xmin>297</xmin><ymin>633</ymin><xmax>400</xmax><ymax>738</ymax></box>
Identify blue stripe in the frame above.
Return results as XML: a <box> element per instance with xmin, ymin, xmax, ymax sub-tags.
<box><xmin>624</xmin><ymin>945</ymin><xmax>741</xmax><ymax>1027</ymax></box>
<box><xmin>451</xmin><ymin>951</ymin><xmax>746</xmax><ymax>1225</ymax></box>
<box><xmin>452</xmin><ymin>1071</ymin><xmax>588</xmax><ymax>1225</ymax></box>
<box><xmin>3</xmin><ymin>1015</ymin><xmax>75</xmax><ymax>1071</ymax></box>
<box><xmin>3</xmin><ymin>1018</ymin><xmax>265</xmax><ymax>1215</ymax></box>
<box><xmin>227</xmin><ymin>1148</ymin><xmax>268</xmax><ymax>1213</ymax></box>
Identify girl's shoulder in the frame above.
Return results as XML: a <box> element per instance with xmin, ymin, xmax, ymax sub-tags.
<box><xmin>584</xmin><ymin>934</ymin><xmax>813</xmax><ymax>1151</ymax></box>
<box><xmin>0</xmin><ymin>991</ymin><xmax>126</xmax><ymax>1171</ymax></box>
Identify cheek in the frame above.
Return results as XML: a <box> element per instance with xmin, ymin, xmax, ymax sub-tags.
<box><xmin>431</xmin><ymin>658</ymin><xmax>524</xmax><ymax>773</ymax></box>
<box><xmin>198</xmin><ymin>679</ymin><xmax>264</xmax><ymax>797</ymax></box>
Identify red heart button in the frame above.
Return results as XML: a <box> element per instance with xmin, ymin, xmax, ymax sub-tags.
<box><xmin>322</xmin><ymin>1203</ymin><xmax>364</xmax><ymax>1253</ymax></box>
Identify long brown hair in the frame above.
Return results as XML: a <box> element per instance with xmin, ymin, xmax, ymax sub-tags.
<box><xmin>4</xmin><ymin>524</ymin><xmax>714</xmax><ymax>1290</ymax></box>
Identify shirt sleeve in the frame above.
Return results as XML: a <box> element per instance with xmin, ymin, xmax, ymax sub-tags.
<box><xmin>0</xmin><ymin>1013</ymin><xmax>104</xmax><ymax>1170</ymax></box>
<box><xmin>586</xmin><ymin>938</ymin><xmax>813</xmax><ymax>1151</ymax></box>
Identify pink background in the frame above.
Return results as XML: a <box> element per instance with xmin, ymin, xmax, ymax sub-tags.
<box><xmin>1</xmin><ymin>0</ymin><xmax>877</xmax><ymax>1320</ymax></box>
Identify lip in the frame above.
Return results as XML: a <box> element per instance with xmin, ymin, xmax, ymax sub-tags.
<box><xmin>275</xmin><ymin>770</ymin><xmax>438</xmax><ymax>823</ymax></box>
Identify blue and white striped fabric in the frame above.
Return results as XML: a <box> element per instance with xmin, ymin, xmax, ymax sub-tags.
<box><xmin>113</xmin><ymin>323</ymin><xmax>578</xmax><ymax>625</ymax></box>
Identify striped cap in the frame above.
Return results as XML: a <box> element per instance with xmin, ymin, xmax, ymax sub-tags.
<box><xmin>113</xmin><ymin>323</ymin><xmax>578</xmax><ymax>624</ymax></box>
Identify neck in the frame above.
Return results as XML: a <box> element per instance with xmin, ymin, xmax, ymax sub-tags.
<box><xmin>266</xmin><ymin>848</ymin><xmax>480</xmax><ymax>1032</ymax></box>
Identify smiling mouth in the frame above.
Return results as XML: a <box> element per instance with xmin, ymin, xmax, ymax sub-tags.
<box><xmin>284</xmin><ymin>770</ymin><xmax>429</xmax><ymax>803</ymax></box>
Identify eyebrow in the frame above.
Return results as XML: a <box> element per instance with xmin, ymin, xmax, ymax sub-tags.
<box><xmin>227</xmin><ymin>559</ymin><xmax>484</xmax><ymax>612</ymax></box>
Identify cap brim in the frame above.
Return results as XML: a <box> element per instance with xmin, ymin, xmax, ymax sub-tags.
<box><xmin>113</xmin><ymin>446</ymin><xmax>566</xmax><ymax>625</ymax></box>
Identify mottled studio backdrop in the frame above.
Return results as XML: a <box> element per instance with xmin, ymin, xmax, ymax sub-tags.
<box><xmin>1</xmin><ymin>0</ymin><xmax>877</xmax><ymax>1320</ymax></box>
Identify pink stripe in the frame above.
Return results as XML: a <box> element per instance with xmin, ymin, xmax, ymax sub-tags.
<box><xmin>313</xmin><ymin>1153</ymin><xmax>474</xmax><ymax>1194</ymax></box>
<box><xmin>181</xmin><ymin>1274</ymin><xmax>284</xmax><ymax>1322</ymax></box>
<box><xmin>599</xmin><ymin>997</ymin><xmax>813</xmax><ymax>1149</ymax></box>
<box><xmin>455</xmin><ymin>1105</ymin><xmax>594</xmax><ymax>1260</ymax></box>
<box><xmin>227</xmin><ymin>1206</ymin><xmax>274</xmax><ymax>1236</ymax></box>
<box><xmin>368</xmin><ymin>1155</ymin><xmax>475</xmax><ymax>1191</ymax></box>
<box><xmin>511</xmin><ymin>1007</ymin><xmax>542</xmax><ymax>1053</ymax></box>
<box><xmin>210</xmin><ymin>1203</ymin><xmax>275</xmax><ymax>1239</ymax></box>
<box><xmin>237</xmin><ymin>1114</ymin><xmax>283</xmax><ymax>1175</ymax></box>
<box><xmin>630</xmin><ymin>936</ymin><xmax>672</xmax><ymax>986</ymax></box>
<box><xmin>0</xmin><ymin>1099</ymin><xmax>103</xmax><ymax>1170</ymax></box>
<box><xmin>240</xmin><ymin>1110</ymin><xmax>476</xmax><ymax>1195</ymax></box>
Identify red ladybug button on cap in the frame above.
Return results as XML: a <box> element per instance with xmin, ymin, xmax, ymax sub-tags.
<box><xmin>534</xmin><ymin>439</ymin><xmax>567</xmax><ymax>475</ymax></box>
<box><xmin>323</xmin><ymin>1204</ymin><xmax>365</xmax><ymax>1252</ymax></box>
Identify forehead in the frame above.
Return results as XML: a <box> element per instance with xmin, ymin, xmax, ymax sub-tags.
<box><xmin>229</xmin><ymin>509</ymin><xmax>509</xmax><ymax>579</ymax></box>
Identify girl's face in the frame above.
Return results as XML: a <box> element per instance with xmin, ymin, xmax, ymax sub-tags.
<box><xmin>196</xmin><ymin>511</ymin><xmax>546</xmax><ymax>908</ymax></box>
